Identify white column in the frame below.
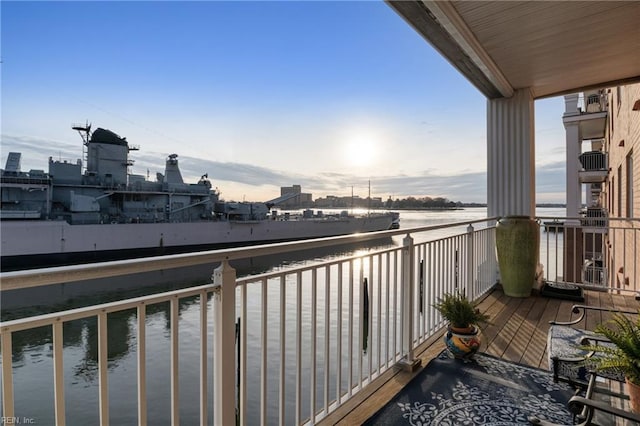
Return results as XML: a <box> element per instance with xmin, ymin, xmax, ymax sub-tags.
<box><xmin>563</xmin><ymin>93</ymin><xmax>582</xmax><ymax>220</ymax></box>
<box><xmin>487</xmin><ymin>88</ymin><xmax>536</xmax><ymax>218</ymax></box>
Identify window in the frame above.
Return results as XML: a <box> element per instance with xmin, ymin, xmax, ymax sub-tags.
<box><xmin>609</xmin><ymin>176</ymin><xmax>616</xmax><ymax>215</ymax></box>
<box><xmin>627</xmin><ymin>151</ymin><xmax>634</xmax><ymax>217</ymax></box>
<box><xmin>610</xmin><ymin>176</ymin><xmax>615</xmax><ymax>213</ymax></box>
<box><xmin>618</xmin><ymin>165</ymin><xmax>622</xmax><ymax>216</ymax></box>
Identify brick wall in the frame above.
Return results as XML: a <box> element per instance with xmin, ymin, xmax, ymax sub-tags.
<box><xmin>604</xmin><ymin>83</ymin><xmax>640</xmax><ymax>292</ymax></box>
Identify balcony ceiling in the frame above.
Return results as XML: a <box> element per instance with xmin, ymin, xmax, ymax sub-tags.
<box><xmin>387</xmin><ymin>1</ymin><xmax>640</xmax><ymax>99</ymax></box>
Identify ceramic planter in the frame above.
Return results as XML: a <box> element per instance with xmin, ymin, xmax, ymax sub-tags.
<box><xmin>627</xmin><ymin>377</ymin><xmax>640</xmax><ymax>414</ymax></box>
<box><xmin>496</xmin><ymin>216</ymin><xmax>540</xmax><ymax>297</ymax></box>
<box><xmin>444</xmin><ymin>325</ymin><xmax>481</xmax><ymax>359</ymax></box>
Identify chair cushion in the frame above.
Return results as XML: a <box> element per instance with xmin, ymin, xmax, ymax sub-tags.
<box><xmin>547</xmin><ymin>325</ymin><xmax>624</xmax><ymax>385</ymax></box>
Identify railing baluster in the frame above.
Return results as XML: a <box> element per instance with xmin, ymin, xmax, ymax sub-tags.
<box><xmin>392</xmin><ymin>250</ymin><xmax>398</xmax><ymax>362</ymax></box>
<box><xmin>438</xmin><ymin>240</ymin><xmax>444</xmax><ymax>318</ymax></box>
<box><xmin>336</xmin><ymin>262</ymin><xmax>343</xmax><ymax>407</ymax></box>
<box><xmin>240</xmin><ymin>283</ymin><xmax>247</xmax><ymax>426</ymax></box>
<box><xmin>323</xmin><ymin>265</ymin><xmax>330</xmax><ymax>417</ymax></box>
<box><xmin>260</xmin><ymin>278</ymin><xmax>268</xmax><ymax>425</ymax></box>
<box><xmin>1</xmin><ymin>330</ymin><xmax>14</xmax><ymax>419</ymax></box>
<box><xmin>418</xmin><ymin>245</ymin><xmax>424</xmax><ymax>342</ymax></box>
<box><xmin>336</xmin><ymin>262</ymin><xmax>342</xmax><ymax>407</ymax></box>
<box><xmin>376</xmin><ymin>254</ymin><xmax>382</xmax><ymax>376</ymax></box>
<box><xmin>295</xmin><ymin>271</ymin><xmax>302</xmax><ymax>426</ymax></box>
<box><xmin>310</xmin><ymin>270</ymin><xmax>317</xmax><ymax>424</ymax></box>
<box><xmin>357</xmin><ymin>258</ymin><xmax>363</xmax><ymax>390</ymax></box>
<box><xmin>199</xmin><ymin>293</ymin><xmax>207</xmax><ymax>426</ymax></box>
<box><xmin>624</xmin><ymin>228</ymin><xmax>628</xmax><ymax>289</ymax></box>
<box><xmin>279</xmin><ymin>275</ymin><xmax>286</xmax><ymax>426</ymax></box>
<box><xmin>170</xmin><ymin>297</ymin><xmax>179</xmax><ymax>426</ymax></box>
<box><xmin>347</xmin><ymin>260</ymin><xmax>353</xmax><ymax>397</ymax></box>
<box><xmin>426</xmin><ymin>242</ymin><xmax>433</xmax><ymax>334</ymax></box>
<box><xmin>467</xmin><ymin>226</ymin><xmax>475</xmax><ymax>299</ymax></box>
<box><xmin>98</xmin><ymin>311</ymin><xmax>109</xmax><ymax>426</ymax></box>
<box><xmin>137</xmin><ymin>303</ymin><xmax>147</xmax><ymax>426</ymax></box>
<box><xmin>384</xmin><ymin>252</ymin><xmax>390</xmax><ymax>369</ymax></box>
<box><xmin>367</xmin><ymin>256</ymin><xmax>373</xmax><ymax>380</ymax></box>
<box><xmin>53</xmin><ymin>321</ymin><xmax>65</xmax><ymax>426</ymax></box>
<box><xmin>448</xmin><ymin>238</ymin><xmax>452</xmax><ymax>290</ymax></box>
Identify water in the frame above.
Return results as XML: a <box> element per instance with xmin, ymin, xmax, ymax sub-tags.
<box><xmin>0</xmin><ymin>207</ymin><xmax>565</xmax><ymax>424</ymax></box>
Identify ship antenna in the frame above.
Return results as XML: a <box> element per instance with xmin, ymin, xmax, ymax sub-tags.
<box><xmin>72</xmin><ymin>121</ymin><xmax>92</xmax><ymax>144</ymax></box>
<box><xmin>72</xmin><ymin>121</ymin><xmax>92</xmax><ymax>172</ymax></box>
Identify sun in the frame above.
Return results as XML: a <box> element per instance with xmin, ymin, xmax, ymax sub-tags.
<box><xmin>343</xmin><ymin>132</ymin><xmax>379</xmax><ymax>168</ymax></box>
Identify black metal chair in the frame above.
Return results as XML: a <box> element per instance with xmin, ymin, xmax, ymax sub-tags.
<box><xmin>529</xmin><ymin>304</ymin><xmax>640</xmax><ymax>425</ymax></box>
<box><xmin>547</xmin><ymin>305</ymin><xmax>632</xmax><ymax>388</ymax></box>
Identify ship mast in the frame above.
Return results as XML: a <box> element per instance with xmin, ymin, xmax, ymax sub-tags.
<box><xmin>72</xmin><ymin>121</ymin><xmax>92</xmax><ymax>173</ymax></box>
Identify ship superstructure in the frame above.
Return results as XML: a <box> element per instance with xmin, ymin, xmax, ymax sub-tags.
<box><xmin>1</xmin><ymin>124</ymin><xmax>397</xmax><ymax>270</ymax></box>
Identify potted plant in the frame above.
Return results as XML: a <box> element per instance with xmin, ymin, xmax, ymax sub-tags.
<box><xmin>582</xmin><ymin>312</ymin><xmax>640</xmax><ymax>413</ymax></box>
<box><xmin>434</xmin><ymin>291</ymin><xmax>490</xmax><ymax>359</ymax></box>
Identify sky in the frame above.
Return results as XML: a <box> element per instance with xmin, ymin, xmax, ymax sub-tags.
<box><xmin>1</xmin><ymin>1</ymin><xmax>568</xmax><ymax>204</ymax></box>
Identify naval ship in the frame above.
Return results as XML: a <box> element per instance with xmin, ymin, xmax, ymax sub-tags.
<box><xmin>0</xmin><ymin>124</ymin><xmax>398</xmax><ymax>271</ymax></box>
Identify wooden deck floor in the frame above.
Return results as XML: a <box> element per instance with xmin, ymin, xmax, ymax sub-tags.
<box><xmin>319</xmin><ymin>287</ymin><xmax>639</xmax><ymax>425</ymax></box>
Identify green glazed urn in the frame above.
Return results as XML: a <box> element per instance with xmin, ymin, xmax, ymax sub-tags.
<box><xmin>496</xmin><ymin>216</ymin><xmax>540</xmax><ymax>297</ymax></box>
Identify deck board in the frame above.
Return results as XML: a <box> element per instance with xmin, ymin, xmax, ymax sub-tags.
<box><xmin>318</xmin><ymin>287</ymin><xmax>640</xmax><ymax>425</ymax></box>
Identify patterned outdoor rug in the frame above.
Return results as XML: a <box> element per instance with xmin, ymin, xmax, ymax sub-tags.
<box><xmin>364</xmin><ymin>350</ymin><xmax>576</xmax><ymax>425</ymax></box>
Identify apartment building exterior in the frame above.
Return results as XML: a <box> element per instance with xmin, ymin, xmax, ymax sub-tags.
<box><xmin>564</xmin><ymin>83</ymin><xmax>640</xmax><ymax>289</ymax></box>
<box><xmin>603</xmin><ymin>83</ymin><xmax>640</xmax><ymax>289</ymax></box>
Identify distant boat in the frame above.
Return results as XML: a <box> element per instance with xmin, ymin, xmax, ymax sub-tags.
<box><xmin>0</xmin><ymin>124</ymin><xmax>399</xmax><ymax>271</ymax></box>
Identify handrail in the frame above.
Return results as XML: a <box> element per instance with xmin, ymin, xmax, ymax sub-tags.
<box><xmin>536</xmin><ymin>216</ymin><xmax>640</xmax><ymax>223</ymax></box>
<box><xmin>0</xmin><ymin>283</ymin><xmax>214</xmax><ymax>333</ymax></box>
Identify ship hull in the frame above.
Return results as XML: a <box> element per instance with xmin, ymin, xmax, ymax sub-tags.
<box><xmin>1</xmin><ymin>214</ymin><xmax>394</xmax><ymax>271</ymax></box>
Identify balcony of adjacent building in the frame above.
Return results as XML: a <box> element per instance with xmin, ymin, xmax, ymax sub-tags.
<box><xmin>581</xmin><ymin>206</ymin><xmax>608</xmax><ymax>232</ymax></box>
<box><xmin>578</xmin><ymin>150</ymin><xmax>608</xmax><ymax>183</ymax></box>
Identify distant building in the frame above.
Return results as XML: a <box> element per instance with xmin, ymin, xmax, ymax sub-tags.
<box><xmin>279</xmin><ymin>185</ymin><xmax>312</xmax><ymax>209</ymax></box>
<box><xmin>313</xmin><ymin>195</ymin><xmax>384</xmax><ymax>209</ymax></box>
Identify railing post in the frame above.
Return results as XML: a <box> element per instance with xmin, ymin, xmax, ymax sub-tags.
<box><xmin>1</xmin><ymin>331</ymin><xmax>15</xmax><ymax>420</ymax></box>
<box><xmin>467</xmin><ymin>224</ymin><xmax>475</xmax><ymax>300</ymax></box>
<box><xmin>212</xmin><ymin>260</ymin><xmax>237</xmax><ymax>426</ymax></box>
<box><xmin>397</xmin><ymin>234</ymin><xmax>421</xmax><ymax>372</ymax></box>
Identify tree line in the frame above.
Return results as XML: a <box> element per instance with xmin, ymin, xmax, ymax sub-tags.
<box><xmin>384</xmin><ymin>196</ymin><xmax>484</xmax><ymax>209</ymax></box>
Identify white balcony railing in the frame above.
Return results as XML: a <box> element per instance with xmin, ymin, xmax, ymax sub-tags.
<box><xmin>0</xmin><ymin>218</ymin><xmax>497</xmax><ymax>425</ymax></box>
<box><xmin>579</xmin><ymin>151</ymin><xmax>608</xmax><ymax>172</ymax></box>
<box><xmin>538</xmin><ymin>216</ymin><xmax>639</xmax><ymax>293</ymax></box>
<box><xmin>3</xmin><ymin>216</ymin><xmax>637</xmax><ymax>424</ymax></box>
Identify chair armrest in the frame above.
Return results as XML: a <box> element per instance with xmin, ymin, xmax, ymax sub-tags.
<box><xmin>550</xmin><ymin>305</ymin><xmax>638</xmax><ymax>327</ymax></box>
<box><xmin>529</xmin><ymin>394</ymin><xmax>640</xmax><ymax>425</ymax></box>
<box><xmin>579</xmin><ymin>334</ymin><xmax>610</xmax><ymax>345</ymax></box>
<box><xmin>567</xmin><ymin>395</ymin><xmax>640</xmax><ymax>422</ymax></box>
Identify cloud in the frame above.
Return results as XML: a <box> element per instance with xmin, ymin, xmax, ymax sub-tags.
<box><xmin>1</xmin><ymin>134</ymin><xmax>78</xmax><ymax>167</ymax></box>
<box><xmin>1</xmin><ymin>133</ymin><xmax>565</xmax><ymax>204</ymax></box>
<box><xmin>536</xmin><ymin>161</ymin><xmax>566</xmax><ymax>191</ymax></box>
